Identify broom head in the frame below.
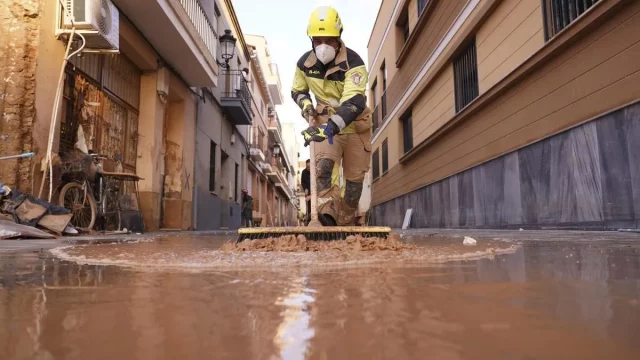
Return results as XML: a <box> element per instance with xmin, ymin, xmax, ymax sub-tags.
<box><xmin>236</xmin><ymin>226</ymin><xmax>392</xmax><ymax>242</ymax></box>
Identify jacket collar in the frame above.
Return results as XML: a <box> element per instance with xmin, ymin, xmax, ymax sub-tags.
<box><xmin>304</xmin><ymin>40</ymin><xmax>350</xmax><ymax>78</ymax></box>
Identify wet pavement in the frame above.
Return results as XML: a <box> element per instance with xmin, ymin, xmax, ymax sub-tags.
<box><xmin>1</xmin><ymin>232</ymin><xmax>640</xmax><ymax>359</ymax></box>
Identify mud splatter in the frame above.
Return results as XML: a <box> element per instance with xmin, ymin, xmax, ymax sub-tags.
<box><xmin>50</xmin><ymin>235</ymin><xmax>519</xmax><ymax>272</ymax></box>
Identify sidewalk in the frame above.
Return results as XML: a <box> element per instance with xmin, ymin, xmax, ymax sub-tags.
<box><xmin>1</xmin><ymin>228</ymin><xmax>638</xmax><ymax>253</ymax></box>
<box><xmin>0</xmin><ymin>230</ymin><xmax>237</xmax><ymax>253</ymax></box>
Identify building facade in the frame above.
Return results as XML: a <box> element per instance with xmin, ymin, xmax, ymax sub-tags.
<box><xmin>193</xmin><ymin>0</ymin><xmax>252</xmax><ymax>230</ymax></box>
<box><xmin>0</xmin><ymin>0</ymin><xmax>296</xmax><ymax>231</ymax></box>
<box><xmin>367</xmin><ymin>0</ymin><xmax>640</xmax><ymax>230</ymax></box>
<box><xmin>245</xmin><ymin>34</ymin><xmax>297</xmax><ymax>226</ymax></box>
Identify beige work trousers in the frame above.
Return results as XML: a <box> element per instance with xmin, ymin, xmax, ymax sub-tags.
<box><xmin>313</xmin><ymin>104</ymin><xmax>372</xmax><ymax>226</ymax></box>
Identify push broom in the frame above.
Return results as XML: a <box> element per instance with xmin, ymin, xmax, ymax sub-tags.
<box><xmin>236</xmin><ymin>115</ymin><xmax>391</xmax><ymax>243</ymax></box>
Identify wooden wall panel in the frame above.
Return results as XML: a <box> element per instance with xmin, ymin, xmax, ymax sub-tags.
<box><xmin>386</xmin><ymin>0</ymin><xmax>467</xmax><ymax>110</ymax></box>
<box><xmin>477</xmin><ymin>0</ymin><xmax>544</xmax><ymax>92</ymax></box>
<box><xmin>372</xmin><ymin>1</ymin><xmax>640</xmax><ymax>206</ymax></box>
<box><xmin>413</xmin><ymin>65</ymin><xmax>455</xmax><ymax>144</ymax></box>
<box><xmin>481</xmin><ymin>28</ymin><xmax>544</xmax><ymax>92</ymax></box>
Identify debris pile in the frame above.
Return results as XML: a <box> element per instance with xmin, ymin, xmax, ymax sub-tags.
<box><xmin>222</xmin><ymin>233</ymin><xmax>417</xmax><ymax>252</ymax></box>
<box><xmin>1</xmin><ymin>183</ymin><xmax>77</xmax><ymax>239</ymax></box>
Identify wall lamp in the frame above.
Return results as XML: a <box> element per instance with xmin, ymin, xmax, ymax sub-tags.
<box><xmin>217</xmin><ymin>29</ymin><xmax>237</xmax><ymax>69</ymax></box>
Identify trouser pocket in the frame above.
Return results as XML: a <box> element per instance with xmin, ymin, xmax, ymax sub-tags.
<box><xmin>353</xmin><ymin>107</ymin><xmax>373</xmax><ymax>134</ymax></box>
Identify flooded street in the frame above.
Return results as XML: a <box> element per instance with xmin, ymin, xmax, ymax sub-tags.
<box><xmin>1</xmin><ymin>234</ymin><xmax>640</xmax><ymax>359</ymax></box>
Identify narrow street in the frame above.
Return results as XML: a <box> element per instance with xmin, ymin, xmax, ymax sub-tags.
<box><xmin>1</xmin><ymin>229</ymin><xmax>639</xmax><ymax>359</ymax></box>
<box><xmin>2</xmin><ymin>0</ymin><xmax>640</xmax><ymax>358</ymax></box>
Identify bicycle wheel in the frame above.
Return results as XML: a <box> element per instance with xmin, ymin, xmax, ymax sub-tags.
<box><xmin>59</xmin><ymin>182</ymin><xmax>97</xmax><ymax>231</ymax></box>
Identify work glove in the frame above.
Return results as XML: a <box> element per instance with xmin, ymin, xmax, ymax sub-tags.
<box><xmin>300</xmin><ymin>100</ymin><xmax>316</xmax><ymax>122</ymax></box>
<box><xmin>301</xmin><ymin>120</ymin><xmax>339</xmax><ymax>147</ymax></box>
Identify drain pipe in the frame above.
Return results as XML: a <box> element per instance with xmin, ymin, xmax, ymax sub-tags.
<box><xmin>38</xmin><ymin>29</ymin><xmax>86</xmax><ymax>201</ymax></box>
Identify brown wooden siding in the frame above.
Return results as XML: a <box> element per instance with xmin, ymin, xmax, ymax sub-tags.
<box><xmin>373</xmin><ymin>0</ymin><xmax>640</xmax><ymax>206</ymax></box>
<box><xmin>386</xmin><ymin>0</ymin><xmax>467</xmax><ymax>112</ymax></box>
<box><xmin>413</xmin><ymin>65</ymin><xmax>455</xmax><ymax>144</ymax></box>
<box><xmin>477</xmin><ymin>0</ymin><xmax>544</xmax><ymax>92</ymax></box>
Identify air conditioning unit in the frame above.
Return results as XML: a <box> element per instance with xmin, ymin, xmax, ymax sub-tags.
<box><xmin>61</xmin><ymin>0</ymin><xmax>119</xmax><ymax>51</ymax></box>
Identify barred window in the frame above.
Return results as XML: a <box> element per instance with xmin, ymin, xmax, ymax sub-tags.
<box><xmin>418</xmin><ymin>0</ymin><xmax>430</xmax><ymax>16</ymax></box>
<box><xmin>453</xmin><ymin>38</ymin><xmax>479</xmax><ymax>113</ymax></box>
<box><xmin>543</xmin><ymin>0</ymin><xmax>602</xmax><ymax>40</ymax></box>
<box><xmin>401</xmin><ymin>110</ymin><xmax>413</xmax><ymax>154</ymax></box>
<box><xmin>372</xmin><ymin>149</ymin><xmax>380</xmax><ymax>180</ymax></box>
<box><xmin>382</xmin><ymin>138</ymin><xmax>389</xmax><ymax>174</ymax></box>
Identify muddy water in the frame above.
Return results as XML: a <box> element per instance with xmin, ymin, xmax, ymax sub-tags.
<box><xmin>0</xmin><ymin>235</ymin><xmax>639</xmax><ymax>360</ymax></box>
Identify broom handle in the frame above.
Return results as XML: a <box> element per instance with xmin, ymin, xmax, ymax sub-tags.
<box><xmin>309</xmin><ymin>117</ymin><xmax>319</xmax><ymax>223</ymax></box>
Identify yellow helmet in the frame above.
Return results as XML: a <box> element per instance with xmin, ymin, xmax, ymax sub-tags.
<box><xmin>307</xmin><ymin>6</ymin><xmax>343</xmax><ymax>38</ymax></box>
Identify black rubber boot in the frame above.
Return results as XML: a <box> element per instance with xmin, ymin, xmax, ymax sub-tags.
<box><xmin>318</xmin><ymin>213</ymin><xmax>337</xmax><ymax>227</ymax></box>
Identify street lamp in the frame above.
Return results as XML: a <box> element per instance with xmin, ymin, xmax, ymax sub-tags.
<box><xmin>273</xmin><ymin>143</ymin><xmax>281</xmax><ymax>156</ymax></box>
<box><xmin>217</xmin><ymin>29</ymin><xmax>237</xmax><ymax>68</ymax></box>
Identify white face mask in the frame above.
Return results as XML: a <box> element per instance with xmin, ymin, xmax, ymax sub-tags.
<box><xmin>315</xmin><ymin>44</ymin><xmax>337</xmax><ymax>65</ymax></box>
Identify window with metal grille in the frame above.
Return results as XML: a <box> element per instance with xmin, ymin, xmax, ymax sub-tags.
<box><xmin>373</xmin><ymin>104</ymin><xmax>380</xmax><ymax>132</ymax></box>
<box><xmin>380</xmin><ymin>61</ymin><xmax>388</xmax><ymax>120</ymax></box>
<box><xmin>543</xmin><ymin>0</ymin><xmax>601</xmax><ymax>40</ymax></box>
<box><xmin>418</xmin><ymin>0</ymin><xmax>430</xmax><ymax>16</ymax></box>
<box><xmin>453</xmin><ymin>38</ymin><xmax>479</xmax><ymax>113</ymax></box>
<box><xmin>371</xmin><ymin>80</ymin><xmax>380</xmax><ymax>132</ymax></box>
<box><xmin>403</xmin><ymin>18</ymin><xmax>410</xmax><ymax>42</ymax></box>
<box><xmin>382</xmin><ymin>138</ymin><xmax>389</xmax><ymax>174</ymax></box>
<box><xmin>401</xmin><ymin>109</ymin><xmax>413</xmax><ymax>154</ymax></box>
<box><xmin>372</xmin><ymin>149</ymin><xmax>380</xmax><ymax>180</ymax></box>
<box><xmin>397</xmin><ymin>9</ymin><xmax>410</xmax><ymax>44</ymax></box>
<box><xmin>209</xmin><ymin>141</ymin><xmax>217</xmax><ymax>192</ymax></box>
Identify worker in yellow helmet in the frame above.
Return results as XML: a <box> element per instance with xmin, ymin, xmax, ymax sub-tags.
<box><xmin>292</xmin><ymin>6</ymin><xmax>372</xmax><ymax>226</ymax></box>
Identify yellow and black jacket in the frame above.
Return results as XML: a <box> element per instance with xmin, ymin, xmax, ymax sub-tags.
<box><xmin>291</xmin><ymin>41</ymin><xmax>369</xmax><ymax>134</ymax></box>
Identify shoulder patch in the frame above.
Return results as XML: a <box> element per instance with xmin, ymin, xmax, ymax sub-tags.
<box><xmin>351</xmin><ymin>71</ymin><xmax>363</xmax><ymax>85</ymax></box>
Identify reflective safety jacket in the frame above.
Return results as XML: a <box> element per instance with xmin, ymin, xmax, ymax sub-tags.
<box><xmin>291</xmin><ymin>41</ymin><xmax>369</xmax><ymax>134</ymax></box>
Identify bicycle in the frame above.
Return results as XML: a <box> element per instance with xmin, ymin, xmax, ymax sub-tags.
<box><xmin>57</xmin><ymin>153</ymin><xmax>121</xmax><ymax>232</ymax></box>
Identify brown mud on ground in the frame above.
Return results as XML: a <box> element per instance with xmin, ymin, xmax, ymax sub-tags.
<box><xmin>50</xmin><ymin>234</ymin><xmax>519</xmax><ymax>272</ymax></box>
<box><xmin>221</xmin><ymin>233</ymin><xmax>416</xmax><ymax>252</ymax></box>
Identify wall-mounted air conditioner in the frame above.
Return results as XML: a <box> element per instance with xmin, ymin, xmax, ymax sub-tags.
<box><xmin>59</xmin><ymin>0</ymin><xmax>120</xmax><ymax>51</ymax></box>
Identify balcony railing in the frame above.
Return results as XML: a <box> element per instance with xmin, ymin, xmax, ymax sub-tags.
<box><xmin>179</xmin><ymin>0</ymin><xmax>218</xmax><ymax>61</ymax></box>
<box><xmin>223</xmin><ymin>70</ymin><xmax>253</xmax><ymax>110</ymax></box>
<box><xmin>268</xmin><ymin>115</ymin><xmax>282</xmax><ymax>135</ymax></box>
<box><xmin>221</xmin><ymin>70</ymin><xmax>254</xmax><ymax>125</ymax></box>
<box><xmin>372</xmin><ymin>105</ymin><xmax>379</xmax><ymax>133</ymax></box>
<box><xmin>250</xmin><ymin>129</ymin><xmax>266</xmax><ymax>150</ymax></box>
<box><xmin>270</xmin><ymin>156</ymin><xmax>284</xmax><ymax>170</ymax></box>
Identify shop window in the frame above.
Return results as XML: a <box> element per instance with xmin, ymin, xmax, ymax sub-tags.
<box><xmin>61</xmin><ymin>53</ymin><xmax>141</xmax><ymax>171</ymax></box>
